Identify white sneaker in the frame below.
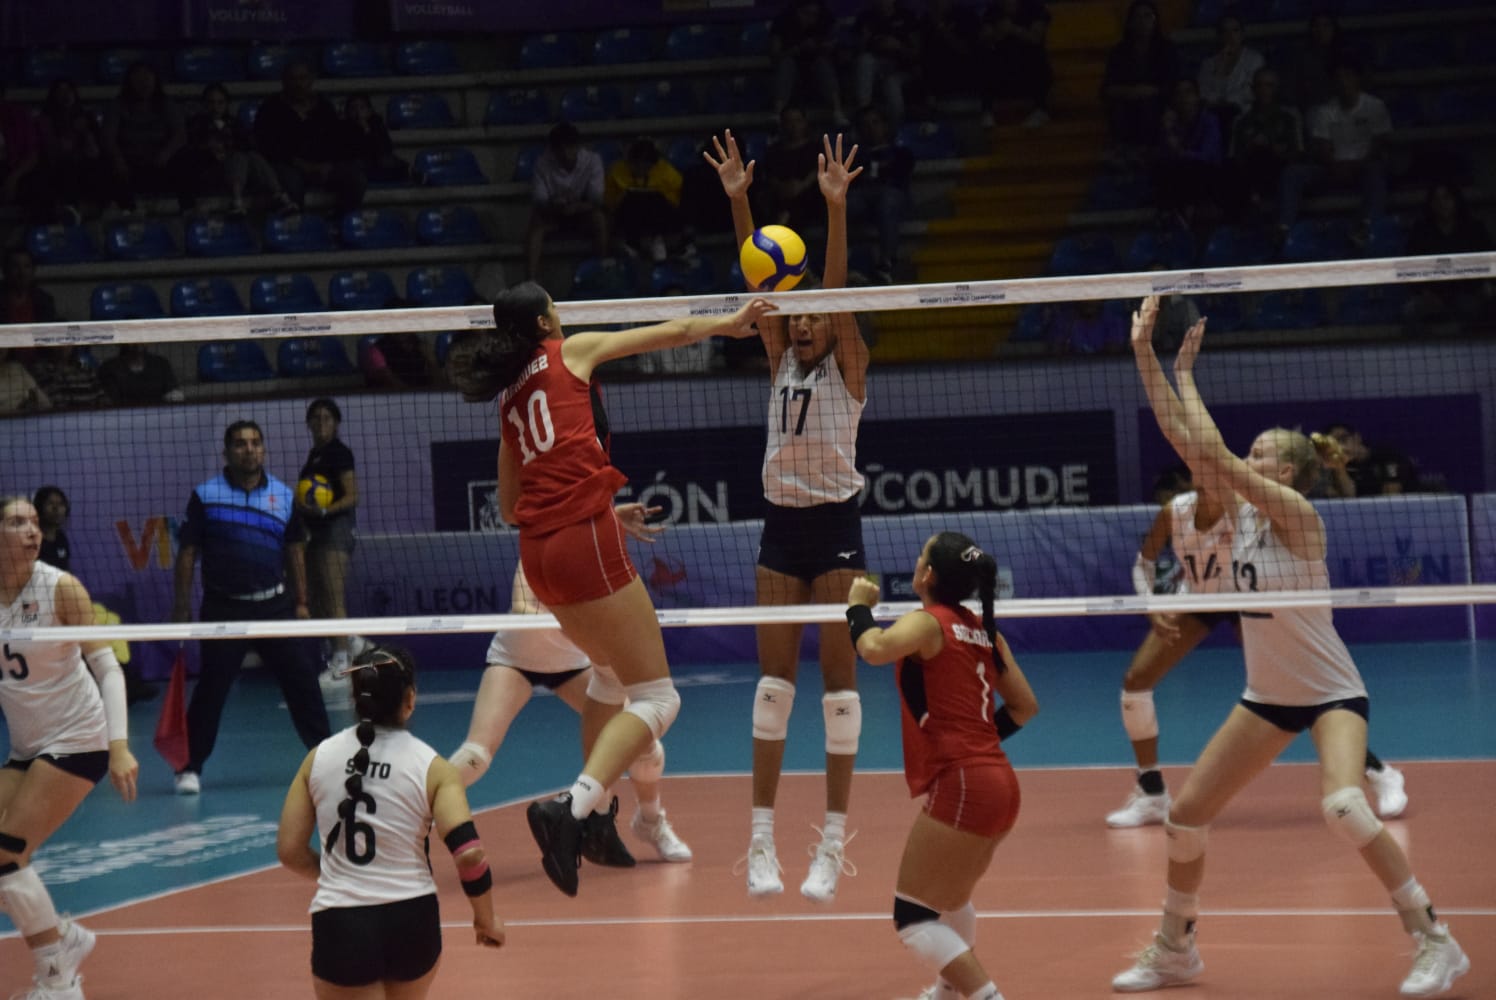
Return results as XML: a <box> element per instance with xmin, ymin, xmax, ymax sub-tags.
<box><xmin>800</xmin><ymin>830</ymin><xmax>857</xmax><ymax>904</ymax></box>
<box><xmin>1400</xmin><ymin>929</ymin><xmax>1469</xmax><ymax>997</ymax></box>
<box><xmin>631</xmin><ymin>810</ymin><xmax>693</xmax><ymax>863</ymax></box>
<box><xmin>1112</xmin><ymin>933</ymin><xmax>1204</xmax><ymax>992</ymax></box>
<box><xmin>1106</xmin><ymin>788</ymin><xmax>1171</xmax><ymax>828</ymax></box>
<box><xmin>1368</xmin><ymin>765</ymin><xmax>1409</xmax><ymax>819</ymax></box>
<box><xmin>14</xmin><ymin>976</ymin><xmax>85</xmax><ymax>1000</ymax></box>
<box><xmin>735</xmin><ymin>835</ymin><xmax>783</xmax><ymax>898</ymax></box>
<box><xmin>174</xmin><ymin>770</ymin><xmax>200</xmax><ymax>796</ymax></box>
<box><xmin>319</xmin><ymin>667</ymin><xmax>350</xmax><ymax>695</ymax></box>
<box><xmin>49</xmin><ymin>918</ymin><xmax>95</xmax><ymax>984</ymax></box>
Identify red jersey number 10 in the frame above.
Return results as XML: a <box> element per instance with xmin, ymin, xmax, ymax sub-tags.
<box><xmin>507</xmin><ymin>390</ymin><xmax>556</xmax><ymax>464</ymax></box>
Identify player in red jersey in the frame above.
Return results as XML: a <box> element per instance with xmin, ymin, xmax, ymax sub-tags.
<box><xmin>447</xmin><ymin>284</ymin><xmax>775</xmax><ymax>896</ymax></box>
<box><xmin>846</xmin><ymin>532</ymin><xmax>1039</xmax><ymax>1000</ymax></box>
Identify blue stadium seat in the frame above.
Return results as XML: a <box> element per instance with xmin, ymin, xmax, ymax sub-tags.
<box><xmin>895</xmin><ymin>121</ymin><xmax>958</xmax><ymax>160</ymax></box>
<box><xmin>1125</xmin><ymin>228</ymin><xmax>1195</xmax><ymax>271</ymax></box>
<box><xmin>322</xmin><ymin>42</ymin><xmax>389</xmax><ymax>78</ymax></box>
<box><xmin>277</xmin><ymin>337</ymin><xmax>355</xmax><ymax>376</ymax></box>
<box><xmin>665</xmin><ymin>136</ymin><xmax>703</xmax><ymax>173</ymax></box>
<box><xmin>632</xmin><ymin>80</ymin><xmax>695</xmax><ymax>118</ymax></box>
<box><xmin>650</xmin><ymin>256</ymin><xmax>715</xmax><ymax>296</ymax></box>
<box><xmin>1254</xmin><ymin>289</ymin><xmax>1326</xmax><ymax>329</ymax></box>
<box><xmin>1265</xmin><ymin>0</ymin><xmax>1313</xmax><ymax>19</ymax></box>
<box><xmin>484</xmin><ymin>88</ymin><xmax>550</xmax><ymax>126</ymax></box>
<box><xmin>96</xmin><ymin>49</ymin><xmax>158</xmax><ymax>85</ymax></box>
<box><xmin>704</xmin><ymin>75</ymin><xmax>763</xmax><ymax>115</ymax></box>
<box><xmin>27</xmin><ymin>224</ymin><xmax>100</xmax><ymax>265</ymax></box>
<box><xmin>572</xmin><ymin>257</ymin><xmax>638</xmax><ymax>300</ymax></box>
<box><xmin>247</xmin><ymin>44</ymin><xmax>303</xmax><ymax>81</ymax></box>
<box><xmin>738</xmin><ymin>21</ymin><xmax>772</xmax><ymax>56</ymax></box>
<box><xmin>518</xmin><ymin>33</ymin><xmax>582</xmax><ymax>70</ymax></box>
<box><xmin>198</xmin><ymin>341</ymin><xmax>275</xmax><ymax>382</ymax></box>
<box><xmin>1011</xmin><ymin>305</ymin><xmax>1051</xmax><ymax>343</ymax></box>
<box><xmin>1198</xmin><ymin>293</ymin><xmax>1247</xmax><ymax>332</ymax></box>
<box><xmin>386</xmin><ymin>93</ymin><xmax>455</xmax><ymax>130</ymax></box>
<box><xmin>395</xmin><ymin>40</ymin><xmax>459</xmax><ymax>75</ymax></box>
<box><xmin>341</xmin><ymin>209</ymin><xmax>412</xmax><ymax>251</ymax></box>
<box><xmin>726</xmin><ymin>258</ymin><xmax>745</xmax><ymax>292</ymax></box>
<box><xmin>174</xmin><ymin>46</ymin><xmax>245</xmax><ymax>83</ymax></box>
<box><xmin>237</xmin><ymin>98</ymin><xmax>262</xmax><ymax>132</ymax></box>
<box><xmin>105</xmin><ymin>220</ymin><xmax>178</xmax><ymax>261</ymax></box>
<box><xmin>1335</xmin><ymin>284</ymin><xmax>1407</xmax><ymax>325</ymax></box>
<box><xmin>1084</xmin><ymin>171</ymin><xmax>1151</xmax><ymax>211</ymax></box>
<box><xmin>413</xmin><ymin>148</ymin><xmax>487</xmax><ymax>186</ymax></box>
<box><xmin>741</xmin><ymin>132</ymin><xmax>770</xmax><ymax>166</ymax></box>
<box><xmin>666</xmin><ymin>23</ymin><xmax>734</xmax><ymax>61</ymax></box>
<box><xmin>415</xmin><ymin>206</ymin><xmax>485</xmax><ymax>246</ymax></box>
<box><xmin>186</xmin><ymin>215</ymin><xmax>257</xmax><ymax>257</ymax></box>
<box><xmin>90</xmin><ymin>283</ymin><xmax>164</xmax><ymax>321</ymax></box>
<box><xmin>250</xmin><ymin>273</ymin><xmax>324</xmax><ymax>313</ymax></box>
<box><xmin>23</xmin><ymin>50</ymin><xmax>92</xmax><ymax>87</ymax></box>
<box><xmin>1201</xmin><ymin>225</ymin><xmax>1273</xmax><ymax>267</ymax></box>
<box><xmin>329</xmin><ymin>270</ymin><xmax>399</xmax><ymax>310</ymax></box>
<box><xmin>1364</xmin><ymin>215</ymin><xmax>1406</xmax><ymax>258</ymax></box>
<box><xmin>592</xmin><ymin>138</ymin><xmax>624</xmax><ymax>167</ymax></box>
<box><xmin>1281</xmin><ymin>219</ymin><xmax>1353</xmax><ymax>263</ymax></box>
<box><xmin>559</xmin><ymin>85</ymin><xmax>624</xmax><ymax>122</ymax></box>
<box><xmin>1048</xmin><ymin>234</ymin><xmax>1120</xmax><ymax>276</ymax></box>
<box><xmin>406</xmin><ymin>266</ymin><xmax>476</xmax><ymax>307</ymax></box>
<box><xmin>593</xmin><ymin>28</ymin><xmax>654</xmax><ymax>64</ymax></box>
<box><xmin>264</xmin><ymin>213</ymin><xmax>335</xmax><ymax>253</ymax></box>
<box><xmin>512</xmin><ymin>145</ymin><xmax>544</xmax><ymax>182</ymax></box>
<box><xmin>170</xmin><ymin>277</ymin><xmax>245</xmax><ymax>317</ymax></box>
<box><xmin>435</xmin><ymin>331</ymin><xmax>456</xmax><ymax>367</ymax></box>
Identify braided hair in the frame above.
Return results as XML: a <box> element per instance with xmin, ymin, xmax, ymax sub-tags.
<box><xmin>445</xmin><ymin>282</ymin><xmax>553</xmax><ymax>403</ymax></box>
<box><xmin>337</xmin><ymin>645</ymin><xmax>417</xmax><ymax>828</ymax></box>
<box><xmin>925</xmin><ymin>531</ymin><xmax>1005</xmax><ymax>673</ymax></box>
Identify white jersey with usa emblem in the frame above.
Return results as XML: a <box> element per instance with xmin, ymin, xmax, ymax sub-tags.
<box><xmin>1232</xmin><ymin>503</ymin><xmax>1366</xmax><ymax>706</ymax></box>
<box><xmin>0</xmin><ymin>562</ymin><xmax>107</xmax><ymax>759</ymax></box>
<box><xmin>763</xmin><ymin>347</ymin><xmax>865</xmax><ymax>507</ymax></box>
<box><xmin>1169</xmin><ymin>491</ymin><xmax>1234</xmax><ymax>595</ymax></box>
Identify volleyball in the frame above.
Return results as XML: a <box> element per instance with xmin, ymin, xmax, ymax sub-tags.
<box><xmin>296</xmin><ymin>474</ymin><xmax>334</xmax><ymax>509</ymax></box>
<box><xmin>740</xmin><ymin>225</ymin><xmax>808</xmax><ymax>292</ymax></box>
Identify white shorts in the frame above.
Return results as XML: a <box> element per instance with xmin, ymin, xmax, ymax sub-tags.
<box><xmin>486</xmin><ymin>627</ymin><xmax>589</xmax><ymax>673</ymax></box>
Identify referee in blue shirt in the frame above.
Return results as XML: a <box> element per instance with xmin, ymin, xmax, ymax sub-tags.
<box><xmin>171</xmin><ymin>420</ymin><xmax>331</xmax><ymax>795</ymax></box>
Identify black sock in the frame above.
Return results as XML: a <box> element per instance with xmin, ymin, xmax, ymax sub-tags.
<box><xmin>1365</xmin><ymin>750</ymin><xmax>1384</xmax><ymax>772</ymax></box>
<box><xmin>1138</xmin><ymin>769</ymin><xmax>1166</xmax><ymax>796</ymax></box>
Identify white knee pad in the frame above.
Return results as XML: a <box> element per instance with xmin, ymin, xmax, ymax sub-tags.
<box><xmin>898</xmin><ymin>919</ymin><xmax>970</xmax><ymax>974</ymax></box>
<box><xmin>1121</xmin><ymin>689</ymin><xmax>1159</xmax><ymax>741</ymax></box>
<box><xmin>1322</xmin><ymin>786</ymin><xmax>1383</xmax><ymax>848</ymax></box>
<box><xmin>629</xmin><ymin>740</ymin><xmax>666</xmax><ymax>784</ymax></box>
<box><xmin>448</xmin><ymin>741</ymin><xmax>493</xmax><ymax>787</ymax></box>
<box><xmin>0</xmin><ymin>865</ymin><xmax>59</xmax><ymax>938</ymax></box>
<box><xmin>623</xmin><ymin>678</ymin><xmax>681</xmax><ymax>740</ymax></box>
<box><xmin>585</xmin><ymin>664</ymin><xmax>626</xmax><ymax>706</ymax></box>
<box><xmin>752</xmin><ymin>677</ymin><xmax>796</xmax><ymax>741</ymax></box>
<box><xmin>823</xmin><ymin>690</ymin><xmax>862</xmax><ymax>755</ymax></box>
<box><xmin>1165</xmin><ymin>818</ymin><xmax>1208</xmax><ymax>863</ymax></box>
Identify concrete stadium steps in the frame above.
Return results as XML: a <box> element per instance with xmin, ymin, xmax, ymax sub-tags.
<box><xmin>867</xmin><ymin>305</ymin><xmax>1015</xmax><ymax>362</ymax></box>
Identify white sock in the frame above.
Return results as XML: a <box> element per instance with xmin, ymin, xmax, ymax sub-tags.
<box><xmin>1160</xmin><ymin>888</ymin><xmax>1199</xmax><ymax>948</ymax></box>
<box><xmin>968</xmin><ymin>983</ymin><xmax>1002</xmax><ymax>1000</ymax></box>
<box><xmin>751</xmin><ymin>807</ymin><xmax>774</xmax><ymax>841</ymax></box>
<box><xmin>822</xmin><ymin>810</ymin><xmax>848</xmax><ymax>843</ymax></box>
<box><xmin>637</xmin><ymin>796</ymin><xmax>662</xmax><ymax>822</ymax></box>
<box><xmin>34</xmin><ymin>940</ymin><xmax>67</xmax><ymax>986</ymax></box>
<box><xmin>568</xmin><ymin>775</ymin><xmax>604</xmax><ymax>819</ymax></box>
<box><xmin>448</xmin><ymin>741</ymin><xmax>492</xmax><ymax>786</ymax></box>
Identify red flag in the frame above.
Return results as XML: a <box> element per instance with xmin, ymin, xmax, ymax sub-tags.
<box><xmin>154</xmin><ymin>647</ymin><xmax>190</xmax><ymax>772</ymax></box>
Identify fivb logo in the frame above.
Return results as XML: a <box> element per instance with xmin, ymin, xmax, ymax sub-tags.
<box><xmin>116</xmin><ymin>516</ymin><xmax>180</xmax><ymax>570</ymax></box>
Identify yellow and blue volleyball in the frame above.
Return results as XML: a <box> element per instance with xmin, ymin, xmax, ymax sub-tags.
<box><xmin>740</xmin><ymin>225</ymin><xmax>808</xmax><ymax>292</ymax></box>
<box><xmin>296</xmin><ymin>474</ymin><xmax>334</xmax><ymax>509</ymax></box>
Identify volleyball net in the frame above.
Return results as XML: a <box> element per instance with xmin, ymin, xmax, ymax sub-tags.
<box><xmin>2</xmin><ymin>252</ymin><xmax>1495</xmax><ymax>664</ymax></box>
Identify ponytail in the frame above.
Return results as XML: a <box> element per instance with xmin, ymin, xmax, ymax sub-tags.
<box><xmin>925</xmin><ymin>531</ymin><xmax>1006</xmax><ymax>674</ymax></box>
<box><xmin>337</xmin><ymin>646</ymin><xmax>417</xmax><ymax>825</ymax></box>
<box><xmin>446</xmin><ymin>281</ymin><xmax>553</xmax><ymax>403</ymax></box>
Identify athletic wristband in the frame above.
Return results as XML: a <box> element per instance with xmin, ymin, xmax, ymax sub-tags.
<box><xmin>993</xmin><ymin>705</ymin><xmax>1022</xmax><ymax>741</ymax></box>
<box><xmin>445</xmin><ymin>821</ymin><xmax>492</xmax><ymax>897</ymax></box>
<box><xmin>846</xmin><ymin>604</ymin><xmax>877</xmax><ymax>646</ymax></box>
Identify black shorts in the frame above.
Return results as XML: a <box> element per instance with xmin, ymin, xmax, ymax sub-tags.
<box><xmin>1240</xmin><ymin>696</ymin><xmax>1370</xmax><ymax>734</ymax></box>
<box><xmin>516</xmin><ymin>666</ymin><xmax>586</xmax><ymax>690</ymax></box>
<box><xmin>758</xmin><ymin>497</ymin><xmax>866</xmax><ymax>583</ymax></box>
<box><xmin>306</xmin><ymin>515</ymin><xmax>357</xmax><ymax>556</ymax></box>
<box><xmin>1185</xmin><ymin>610</ymin><xmax>1241</xmax><ymax>632</ymax></box>
<box><xmin>4</xmin><ymin>750</ymin><xmax>109</xmax><ymax>784</ymax></box>
<box><xmin>311</xmin><ymin>894</ymin><xmax>441</xmax><ymax>987</ymax></box>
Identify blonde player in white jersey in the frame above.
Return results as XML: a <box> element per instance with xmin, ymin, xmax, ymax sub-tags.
<box><xmin>1113</xmin><ymin>298</ymin><xmax>1468</xmax><ymax>997</ymax></box>
<box><xmin>448</xmin><ymin>561</ymin><xmax>692</xmax><ymax>864</ymax></box>
<box><xmin>277</xmin><ymin>645</ymin><xmax>504</xmax><ymax>998</ymax></box>
<box><xmin>708</xmin><ymin>129</ymin><xmax>869</xmax><ymax>902</ymax></box>
<box><xmin>0</xmin><ymin>496</ymin><xmax>138</xmax><ymax>1000</ymax></box>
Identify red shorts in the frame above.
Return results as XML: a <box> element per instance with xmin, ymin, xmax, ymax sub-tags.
<box><xmin>520</xmin><ymin>506</ymin><xmax>638</xmax><ymax>607</ymax></box>
<box><xmin>922</xmin><ymin>762</ymin><xmax>1021</xmax><ymax>838</ymax></box>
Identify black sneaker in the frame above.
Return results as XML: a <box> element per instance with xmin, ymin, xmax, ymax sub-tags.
<box><xmin>526</xmin><ymin>794</ymin><xmax>583</xmax><ymax>896</ymax></box>
<box><xmin>579</xmin><ymin>796</ymin><xmax>636</xmax><ymax>868</ymax></box>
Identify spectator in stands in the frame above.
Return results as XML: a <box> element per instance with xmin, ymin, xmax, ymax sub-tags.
<box><xmin>679</xmin><ymin>140</ymin><xmax>734</xmax><ymax>244</ymax></box>
<box><xmin>36</xmin><ymin>79</ymin><xmax>109</xmax><ymax>225</ymax></box>
<box><xmin>1403</xmin><ymin>181</ymin><xmax>1494</xmax><ymax>328</ymax></box>
<box><xmin>771</xmin><ymin>0</ymin><xmax>847</xmax><ymax>124</ymax></box>
<box><xmin>98</xmin><ymin>344</ymin><xmax>184</xmax><ymax>405</ymax></box>
<box><xmin>525</xmin><ymin>121</ymin><xmax>608</xmax><ymax>281</ymax></box>
<box><xmin>362</xmin><ymin>333</ymin><xmax>439</xmax><ymax>390</ymax></box>
<box><xmin>1228</xmin><ymin>67</ymin><xmax>1303</xmax><ymax>221</ymax></box>
<box><xmin>101</xmin><ymin>61</ymin><xmax>190</xmax><ymax>213</ymax></box>
<box><xmin>974</xmin><ymin>0</ymin><xmax>1054</xmax><ymax>128</ymax></box>
<box><xmin>31</xmin><ymin>486</ymin><xmax>71</xmax><ymax>572</ymax></box>
<box><xmin>1101</xmin><ymin>0</ymin><xmax>1181</xmax><ymax>163</ymax></box>
<box><xmin>853</xmin><ymin>0</ymin><xmax>920</xmax><ymax>126</ymax></box>
<box><xmin>1287</xmin><ymin>13</ymin><xmax>1347</xmax><ymax>112</ymax></box>
<box><xmin>1277</xmin><ymin>57</ymin><xmax>1390</xmax><ymax>238</ymax></box>
<box><xmin>30</xmin><ymin>346</ymin><xmax>109</xmax><ymax>409</ymax></box>
<box><xmin>606</xmin><ymin>137</ymin><xmax>684</xmax><ymax>263</ymax></box>
<box><xmin>849</xmin><ymin>105</ymin><xmax>913</xmax><ymax>283</ymax></box>
<box><xmin>1154</xmin><ymin>79</ymin><xmax>1224</xmax><ymax>226</ymax></box>
<box><xmin>0</xmin><ymin>348</ymin><xmax>50</xmax><ymax>414</ymax></box>
<box><xmin>760</xmin><ymin>105</ymin><xmax>825</xmax><ymax>232</ymax></box>
<box><xmin>339</xmin><ymin>95</ymin><xmax>410</xmax><ymax>185</ymax></box>
<box><xmin>0</xmin><ymin>83</ymin><xmax>45</xmax><ymax>220</ymax></box>
<box><xmin>254</xmin><ymin>62</ymin><xmax>367</xmax><ymax>215</ymax></box>
<box><xmin>1050</xmin><ymin>299</ymin><xmax>1127</xmax><ymax>354</ymax></box>
<box><xmin>1321</xmin><ymin>422</ymin><xmax>1380</xmax><ymax>497</ymax></box>
<box><xmin>916</xmin><ymin>0</ymin><xmax>979</xmax><ymax>115</ymax></box>
<box><xmin>2</xmin><ymin>248</ymin><xmax>59</xmax><ymax>326</ymax></box>
<box><xmin>1196</xmin><ymin>14</ymin><xmax>1263</xmax><ymax>128</ymax></box>
<box><xmin>185</xmin><ymin>84</ymin><xmax>294</xmax><ymax>217</ymax></box>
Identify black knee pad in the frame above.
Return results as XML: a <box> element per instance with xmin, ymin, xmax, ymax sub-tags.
<box><xmin>893</xmin><ymin>894</ymin><xmax>940</xmax><ymax>930</ymax></box>
<box><xmin>0</xmin><ymin>829</ymin><xmax>26</xmax><ymax>856</ymax></box>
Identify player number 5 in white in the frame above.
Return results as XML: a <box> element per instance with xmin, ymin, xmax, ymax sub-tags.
<box><xmin>507</xmin><ymin>390</ymin><xmax>557</xmax><ymax>464</ymax></box>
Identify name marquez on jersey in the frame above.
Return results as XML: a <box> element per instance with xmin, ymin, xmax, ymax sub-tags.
<box><xmin>501</xmin><ymin>353</ymin><xmax>549</xmax><ymax>404</ymax></box>
<box><xmin>951</xmin><ymin>623</ymin><xmax>992</xmax><ymax>648</ymax></box>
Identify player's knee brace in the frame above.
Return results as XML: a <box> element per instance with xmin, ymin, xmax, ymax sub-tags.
<box><xmin>623</xmin><ymin>678</ymin><xmax>681</xmax><ymax>740</ymax></box>
<box><xmin>1322</xmin><ymin>786</ymin><xmax>1383</xmax><ymax>848</ymax></box>
<box><xmin>1121</xmin><ymin>689</ymin><xmax>1159</xmax><ymax>741</ymax></box>
<box><xmin>752</xmin><ymin>677</ymin><xmax>796</xmax><ymax>741</ymax></box>
<box><xmin>823</xmin><ymin>690</ymin><xmax>861</xmax><ymax>755</ymax></box>
<box><xmin>894</xmin><ymin>895</ymin><xmax>969</xmax><ymax>973</ymax></box>
<box><xmin>629</xmin><ymin>740</ymin><xmax>666</xmax><ymax>784</ymax></box>
<box><xmin>1165</xmin><ymin>818</ymin><xmax>1209</xmax><ymax>863</ymax></box>
<box><xmin>585</xmin><ymin>664</ymin><xmax>626</xmax><ymax>706</ymax></box>
<box><xmin>0</xmin><ymin>864</ymin><xmax>58</xmax><ymax>937</ymax></box>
